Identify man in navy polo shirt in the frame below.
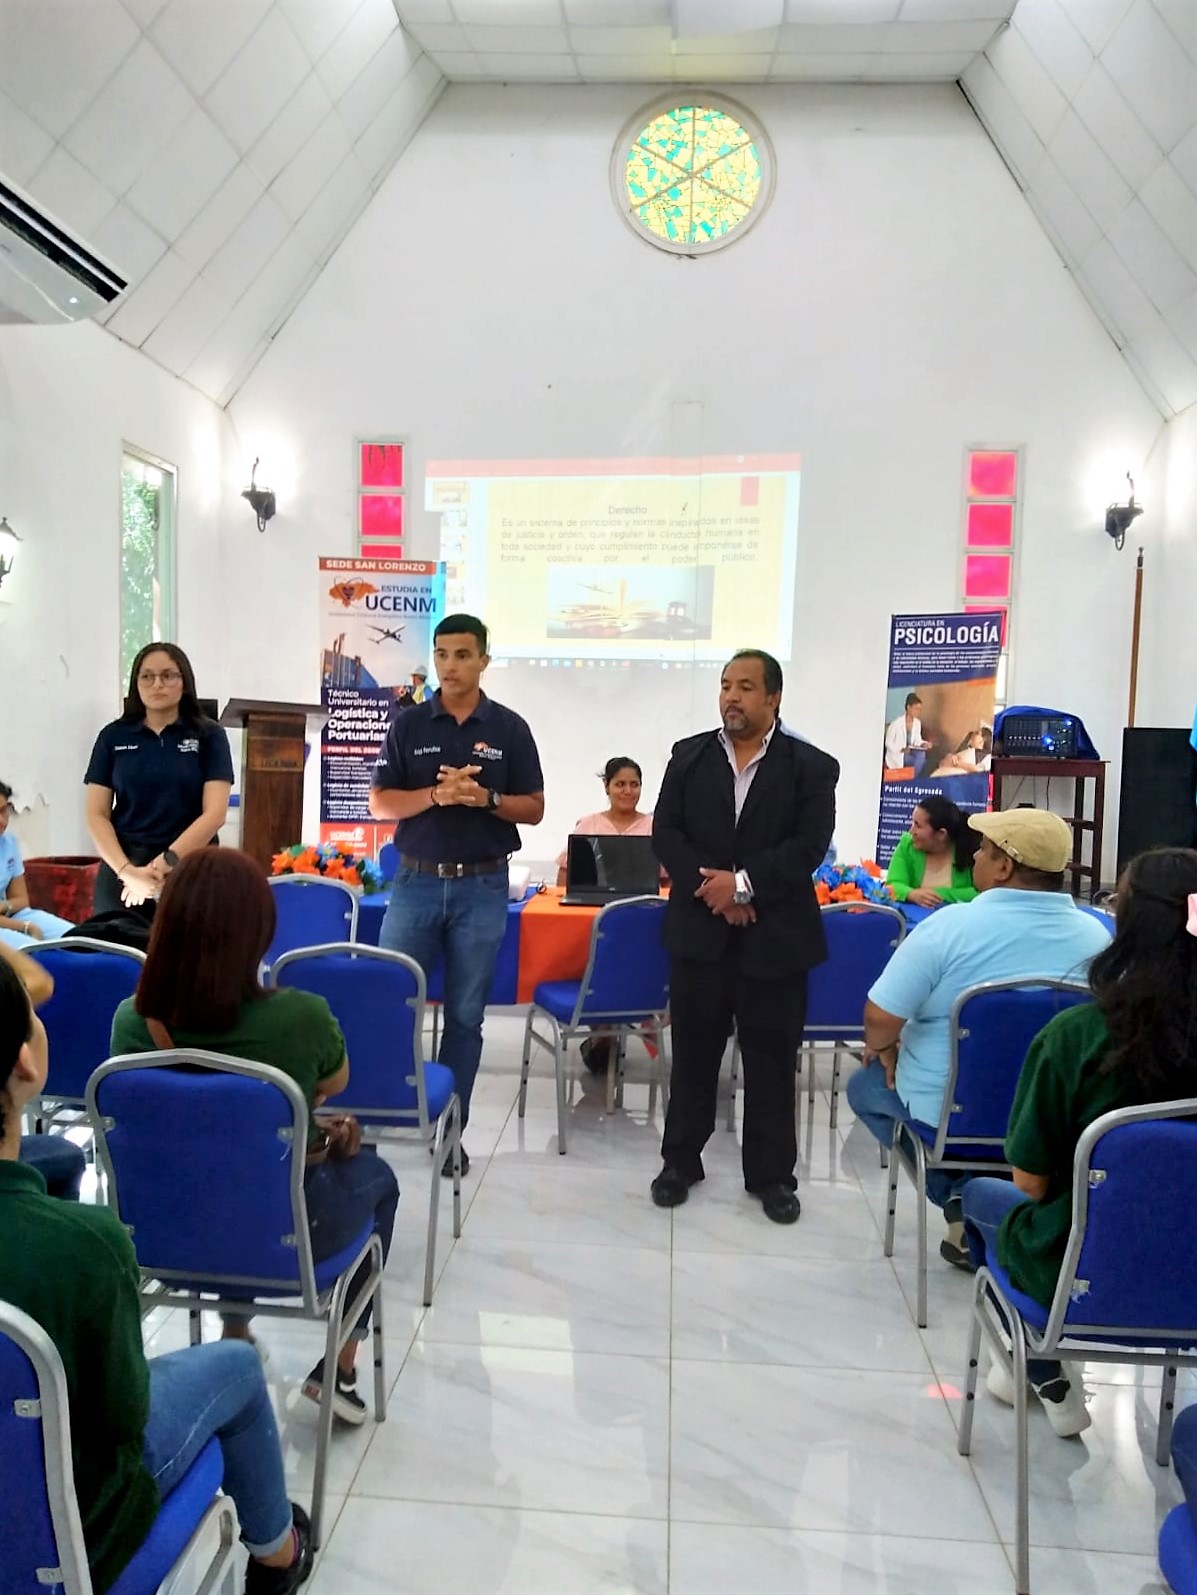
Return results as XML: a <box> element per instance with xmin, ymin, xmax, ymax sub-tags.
<box><xmin>370</xmin><ymin>615</ymin><xmax>544</xmax><ymax>1172</ymax></box>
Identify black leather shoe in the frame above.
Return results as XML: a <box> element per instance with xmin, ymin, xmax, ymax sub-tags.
<box><xmin>651</xmin><ymin>1166</ymin><xmax>698</xmax><ymax>1207</ymax></box>
<box><xmin>757</xmin><ymin>1185</ymin><xmax>801</xmax><ymax>1225</ymax></box>
<box><xmin>432</xmin><ymin>1144</ymin><xmax>469</xmax><ymax>1177</ymax></box>
<box><xmin>244</xmin><ymin>1503</ymin><xmax>314</xmax><ymax>1592</ymax></box>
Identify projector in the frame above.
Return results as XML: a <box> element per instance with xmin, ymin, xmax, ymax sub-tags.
<box><xmin>999</xmin><ymin>714</ymin><xmax>1078</xmax><ymax>759</ymax></box>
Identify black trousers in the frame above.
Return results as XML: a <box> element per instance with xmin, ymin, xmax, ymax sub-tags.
<box><xmin>93</xmin><ymin>842</ymin><xmax>158</xmax><ymax>924</ymax></box>
<box><xmin>661</xmin><ymin>948</ymin><xmax>808</xmax><ymax>1192</ymax></box>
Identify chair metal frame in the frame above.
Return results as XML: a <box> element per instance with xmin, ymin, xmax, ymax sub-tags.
<box><xmin>0</xmin><ymin>1299</ymin><xmax>237</xmax><ymax>1595</ymax></box>
<box><xmin>86</xmin><ymin>1050</ymin><xmax>385</xmax><ymax>1549</ymax></box>
<box><xmin>265</xmin><ymin>876</ymin><xmax>359</xmax><ymax>965</ymax></box>
<box><xmin>517</xmin><ymin>895</ymin><xmax>671</xmax><ymax>1154</ymax></box>
<box><xmin>726</xmin><ymin>901</ymin><xmax>907</xmax><ymax>1132</ymax></box>
<box><xmin>883</xmin><ymin>976</ymin><xmax>1090</xmax><ymax>1329</ymax></box>
<box><xmin>27</xmin><ymin>937</ymin><xmax>146</xmax><ymax>1128</ymax></box>
<box><xmin>957</xmin><ymin>1097</ymin><xmax>1197</xmax><ymax>1595</ymax></box>
<box><xmin>270</xmin><ymin>942</ymin><xmax>462</xmax><ymax>1306</ymax></box>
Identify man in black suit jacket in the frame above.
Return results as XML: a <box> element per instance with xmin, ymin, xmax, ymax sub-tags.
<box><xmin>651</xmin><ymin>650</ymin><xmax>839</xmax><ymax>1224</ymax></box>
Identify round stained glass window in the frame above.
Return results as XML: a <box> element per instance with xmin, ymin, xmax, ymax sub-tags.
<box><xmin>614</xmin><ymin>100</ymin><xmax>772</xmax><ymax>255</ymax></box>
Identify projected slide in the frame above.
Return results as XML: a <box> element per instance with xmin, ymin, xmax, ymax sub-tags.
<box><xmin>428</xmin><ymin>455</ymin><xmax>800</xmax><ymax>661</ymax></box>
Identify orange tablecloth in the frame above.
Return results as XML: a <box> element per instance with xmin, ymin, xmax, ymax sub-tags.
<box><xmin>516</xmin><ymin>888</ymin><xmax>600</xmax><ymax>1003</ymax></box>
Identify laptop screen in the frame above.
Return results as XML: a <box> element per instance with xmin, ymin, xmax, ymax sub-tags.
<box><xmin>566</xmin><ymin>834</ymin><xmax>661</xmax><ymax>895</ymax></box>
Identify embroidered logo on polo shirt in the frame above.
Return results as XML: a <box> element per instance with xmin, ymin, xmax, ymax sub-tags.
<box><xmin>472</xmin><ymin>741</ymin><xmax>503</xmax><ymax>761</ymax></box>
<box><xmin>114</xmin><ymin>744</ymin><xmax>139</xmax><ymax>753</ymax></box>
<box><xmin>178</xmin><ymin>738</ymin><xmax>200</xmax><ymax>754</ymax></box>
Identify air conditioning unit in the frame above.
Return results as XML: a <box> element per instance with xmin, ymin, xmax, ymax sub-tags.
<box><xmin>0</xmin><ymin>178</ymin><xmax>126</xmax><ymax>325</ymax></box>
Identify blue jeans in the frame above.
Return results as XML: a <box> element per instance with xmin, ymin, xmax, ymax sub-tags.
<box><xmin>0</xmin><ymin>909</ymin><xmax>75</xmax><ymax>949</ymax></box>
<box><xmin>143</xmin><ymin>1342</ymin><xmax>291</xmax><ymax>1558</ymax></box>
<box><xmin>963</xmin><ymin>1176</ymin><xmax>1061</xmax><ymax>1385</ymax></box>
<box><xmin>379</xmin><ymin>866</ymin><xmax>509</xmax><ymax>1129</ymax></box>
<box><xmin>845</xmin><ymin>1059</ymin><xmax>965</xmax><ymax>1209</ymax></box>
<box><xmin>1173</xmin><ymin>1407</ymin><xmax>1197</xmax><ymax>1533</ymax></box>
<box><xmin>20</xmin><ymin>1134</ymin><xmax>85</xmax><ymax>1200</ymax></box>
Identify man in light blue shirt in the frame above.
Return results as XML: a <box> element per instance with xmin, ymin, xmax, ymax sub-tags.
<box><xmin>848</xmin><ymin>807</ymin><xmax>1110</xmax><ymax>1261</ymax></box>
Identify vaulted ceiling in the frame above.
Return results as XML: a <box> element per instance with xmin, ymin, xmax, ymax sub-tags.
<box><xmin>1</xmin><ymin>0</ymin><xmax>1194</xmax><ymax>418</ymax></box>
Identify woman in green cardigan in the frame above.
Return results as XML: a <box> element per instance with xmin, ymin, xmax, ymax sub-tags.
<box><xmin>886</xmin><ymin>795</ymin><xmax>980</xmax><ymax>909</ymax></box>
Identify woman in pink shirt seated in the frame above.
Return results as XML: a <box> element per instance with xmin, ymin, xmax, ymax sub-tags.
<box><xmin>556</xmin><ymin>756</ymin><xmax>658</xmax><ymax>1076</ymax></box>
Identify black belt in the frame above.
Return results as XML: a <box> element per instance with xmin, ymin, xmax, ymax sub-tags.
<box><xmin>399</xmin><ymin>854</ymin><xmax>506</xmax><ymax>879</ymax></box>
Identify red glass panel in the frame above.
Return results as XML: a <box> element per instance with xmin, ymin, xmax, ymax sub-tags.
<box><xmin>964</xmin><ymin>555</ymin><xmax>1010</xmax><ymax>600</ymax></box>
<box><xmin>360</xmin><ymin>494</ymin><xmax>404</xmax><ymax>544</ymax></box>
<box><xmin>965</xmin><ymin>603</ymin><xmax>1008</xmax><ymax>646</ymax></box>
<box><xmin>362</xmin><ymin>542</ymin><xmax>403</xmax><ymax>559</ymax></box>
<box><xmin>359</xmin><ymin>443</ymin><xmax>404</xmax><ymax>489</ymax></box>
<box><xmin>966</xmin><ymin>502</ymin><xmax>1013</xmax><ymax>547</ymax></box>
<box><xmin>968</xmin><ymin>451</ymin><xmax>1017</xmax><ymax>498</ymax></box>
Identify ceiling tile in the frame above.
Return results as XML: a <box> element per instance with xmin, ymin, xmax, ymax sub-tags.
<box><xmin>405</xmin><ymin>23</ymin><xmax>471</xmax><ymax>51</ymax></box>
<box><xmin>858</xmin><ymin>50</ymin><xmax>976</xmax><ymax>74</ymax></box>
<box><xmin>0</xmin><ymin>91</ymin><xmax>55</xmax><ymax>185</ymax></box>
<box><xmin>568</xmin><ymin>25</ymin><xmax>673</xmax><ymax>52</ymax></box>
<box><xmin>1127</xmin><ymin>317</ymin><xmax>1197</xmax><ymax>413</ymax></box>
<box><xmin>293</xmin><ymin>150</ymin><xmax>372</xmax><ymax>257</ymax></box>
<box><xmin>562</xmin><ymin>0</ymin><xmax>671</xmax><ymax>19</ymax></box>
<box><xmin>481</xmin><ymin>54</ymin><xmax>580</xmax><ymax>78</ymax></box>
<box><xmin>779</xmin><ymin>19</ymin><xmax>997</xmax><ymax>50</ymax></box>
<box><xmin>125</xmin><ymin>107</ymin><xmax>239</xmax><ymax>239</ymax></box>
<box><xmin>673</xmin><ymin>28</ymin><xmax>781</xmax><ymax>54</ymax></box>
<box><xmin>1047</xmin><ymin>108</ymin><xmax>1131</xmax><ymax>231</ymax></box>
<box><xmin>453</xmin><ymin>0</ymin><xmax>564</xmax><ymax>21</ymax></box>
<box><xmin>229</xmin><ymin>232</ymin><xmax>318</xmax><ymax>341</ymax></box>
<box><xmin>62</xmin><ymin>39</ymin><xmax>192</xmax><ymax>195</ymax></box>
<box><xmin>204</xmin><ymin>9</ymin><xmax>312</xmax><ymax>153</ymax></box>
<box><xmin>961</xmin><ymin>56</ymin><xmax>1046</xmax><ymax>185</ymax></box>
<box><xmin>105</xmin><ymin>246</ymin><xmax>194</xmax><ymax>344</ymax></box>
<box><xmin>150</xmin><ymin>0</ymin><xmax>272</xmax><ymax>98</ymax></box>
<box><xmin>1071</xmin><ymin>61</ymin><xmax>1161</xmax><ymax>190</ymax></box>
<box><xmin>1140</xmin><ymin>159</ymin><xmax>1197</xmax><ymax>266</ymax></box>
<box><xmin>984</xmin><ymin>23</ymin><xmax>1068</xmax><ymax>141</ymax></box>
<box><xmin>141</xmin><ymin>271</ymin><xmax>232</xmax><ymax>369</ymax></box>
<box><xmin>186</xmin><ymin>307</ymin><xmax>273</xmax><ymax>402</ymax></box>
<box><xmin>353</xmin><ymin>53</ymin><xmax>442</xmax><ymax>182</ymax></box>
<box><xmin>1102</xmin><ymin>0</ymin><xmax>1197</xmax><ymax>154</ymax></box>
<box><xmin>672</xmin><ymin>53</ymin><xmax>776</xmax><ymax>79</ymax></box>
<box><xmin>1011</xmin><ymin>0</ymin><xmax>1093</xmax><ymax>97</ymax></box>
<box><xmin>1108</xmin><ymin>196</ymin><xmax>1197</xmax><ymax>311</ymax></box>
<box><xmin>1028</xmin><ymin>152</ymin><xmax>1102</xmax><ymax>258</ymax></box>
<box><xmin>1153</xmin><ymin>0</ymin><xmax>1197</xmax><ymax>69</ymax></box>
<box><xmin>1058</xmin><ymin>0</ymin><xmax>1134</xmax><ymax>55</ymax></box>
<box><xmin>464</xmin><ymin>25</ymin><xmax>572</xmax><ymax>54</ymax></box>
<box><xmin>278</xmin><ymin>0</ymin><xmax>365</xmax><ymax>62</ymax></box>
<box><xmin>788</xmin><ymin>0</ymin><xmax>899</xmax><ymax>16</ymax></box>
<box><xmin>673</xmin><ymin>0</ymin><xmax>783</xmax><ymax>32</ymax></box>
<box><xmin>577</xmin><ymin>53</ymin><xmax>676</xmax><ymax>77</ymax></box>
<box><xmin>1174</xmin><ymin>124</ymin><xmax>1197</xmax><ymax>200</ymax></box>
<box><xmin>91</xmin><ymin>200</ymin><xmax>169</xmax><ymax>282</ymax></box>
<box><xmin>428</xmin><ymin>51</ymin><xmax>492</xmax><ymax>75</ymax></box>
<box><xmin>898</xmin><ymin>0</ymin><xmax>1011</xmax><ymax>15</ymax></box>
<box><xmin>28</xmin><ymin>146</ymin><xmax>116</xmax><ymax>237</ymax></box>
<box><xmin>174</xmin><ymin>163</ymin><xmax>264</xmax><ymax>269</ymax></box>
<box><xmin>245</xmin><ymin>73</ymin><xmax>335</xmax><ymax>188</ymax></box>
<box><xmin>270</xmin><ymin>113</ymin><xmax>353</xmax><ymax>222</ymax></box>
<box><xmin>336</xmin><ymin>25</ymin><xmax>424</xmax><ymax>141</ymax></box>
<box><xmin>1078</xmin><ymin>236</ymin><xmax>1159</xmax><ymax>339</ymax></box>
<box><xmin>317</xmin><ymin>0</ymin><xmax>401</xmax><ymax>100</ymax></box>
<box><xmin>121</xmin><ymin>0</ymin><xmax>170</xmax><ymax>23</ymax></box>
<box><xmin>1168</xmin><ymin>287</ymin><xmax>1197</xmax><ymax>363</ymax></box>
<box><xmin>0</xmin><ymin>0</ymin><xmax>138</xmax><ymax>140</ymax></box>
<box><xmin>201</xmin><ymin>192</ymin><xmax>290</xmax><ymax>303</ymax></box>
<box><xmin>770</xmin><ymin>53</ymin><xmax>869</xmax><ymax>76</ymax></box>
<box><xmin>394</xmin><ymin>0</ymin><xmax>453</xmax><ymax>17</ymax></box>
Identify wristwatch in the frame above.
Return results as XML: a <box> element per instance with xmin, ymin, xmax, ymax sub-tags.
<box><xmin>163</xmin><ymin>848</ymin><xmax>180</xmax><ymax>869</ymax></box>
<box><xmin>486</xmin><ymin>788</ymin><xmax>501</xmax><ymax>812</ymax></box>
<box><xmin>732</xmin><ymin>869</ymin><xmax>752</xmax><ymax>906</ymax></box>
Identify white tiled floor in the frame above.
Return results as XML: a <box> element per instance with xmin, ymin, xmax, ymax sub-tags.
<box><xmin>141</xmin><ymin>1021</ymin><xmax>1183</xmax><ymax>1594</ymax></box>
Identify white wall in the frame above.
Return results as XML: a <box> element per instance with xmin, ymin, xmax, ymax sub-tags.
<box><xmin>220</xmin><ymin>82</ymin><xmax>1163</xmax><ymax>872</ymax></box>
<box><xmin>1141</xmin><ymin>404</ymin><xmax>1197</xmax><ymax>729</ymax></box>
<box><xmin>0</xmin><ymin>321</ymin><xmax>230</xmax><ymax>854</ymax></box>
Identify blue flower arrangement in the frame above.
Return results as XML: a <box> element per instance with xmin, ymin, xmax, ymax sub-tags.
<box><xmin>813</xmin><ymin>859</ymin><xmax>895</xmax><ymax>906</ymax></box>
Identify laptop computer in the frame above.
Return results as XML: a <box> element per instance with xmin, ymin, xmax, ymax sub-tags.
<box><xmin>561</xmin><ymin>834</ymin><xmax>661</xmax><ymax>907</ymax></box>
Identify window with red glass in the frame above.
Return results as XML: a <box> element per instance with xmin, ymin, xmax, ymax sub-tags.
<box><xmin>357</xmin><ymin>440</ymin><xmax>406</xmax><ymax>559</ymax></box>
<box><xmin>961</xmin><ymin>449</ymin><xmax>1019</xmax><ymax>707</ymax></box>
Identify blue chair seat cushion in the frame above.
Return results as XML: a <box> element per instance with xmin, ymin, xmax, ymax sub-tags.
<box><xmin>533</xmin><ymin>981</ymin><xmax>582</xmax><ymax>1023</ymax></box>
<box><xmin>900</xmin><ymin>1121</ymin><xmax>1008</xmax><ymax>1162</ymax></box>
<box><xmin>109</xmin><ymin>1437</ymin><xmax>223</xmax><ymax>1595</ymax></box>
<box><xmin>1159</xmin><ymin>1503</ymin><xmax>1197</xmax><ymax>1595</ymax></box>
<box><xmin>342</xmin><ymin>1063</ymin><xmax>457</xmax><ymax>1127</ymax></box>
<box><xmin>169</xmin><ymin>1221</ymin><xmax>375</xmax><ymax>1301</ymax></box>
<box><xmin>983</xmin><ymin>1245</ymin><xmax>1052</xmax><ymax>1334</ymax></box>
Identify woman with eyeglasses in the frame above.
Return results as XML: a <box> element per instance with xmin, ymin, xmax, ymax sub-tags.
<box><xmin>84</xmin><ymin>645</ymin><xmax>233</xmax><ymax>921</ymax></box>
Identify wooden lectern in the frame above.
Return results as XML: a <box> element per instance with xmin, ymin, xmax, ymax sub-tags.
<box><xmin>220</xmin><ymin>699</ymin><xmax>322</xmax><ymax>871</ymax></box>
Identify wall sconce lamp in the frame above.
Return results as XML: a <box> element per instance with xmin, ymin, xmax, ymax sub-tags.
<box><xmin>241</xmin><ymin>458</ymin><xmax>276</xmax><ymax>533</ymax></box>
<box><xmin>1105</xmin><ymin>473</ymin><xmax>1143</xmax><ymax>551</ymax></box>
<box><xmin>0</xmin><ymin>517</ymin><xmax>21</xmax><ymax>590</ymax></box>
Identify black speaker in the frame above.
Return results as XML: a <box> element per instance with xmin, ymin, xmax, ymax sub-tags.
<box><xmin>1117</xmin><ymin>728</ymin><xmax>1197</xmax><ymax>874</ymax></box>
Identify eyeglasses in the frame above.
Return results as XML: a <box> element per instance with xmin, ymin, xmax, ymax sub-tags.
<box><xmin>138</xmin><ymin>670</ymin><xmax>182</xmax><ymax>686</ymax></box>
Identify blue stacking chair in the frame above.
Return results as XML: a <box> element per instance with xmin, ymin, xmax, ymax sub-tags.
<box><xmin>271</xmin><ymin>944</ymin><xmax>461</xmax><ymax>1307</ymax></box>
<box><xmin>1161</xmin><ymin>1503</ymin><xmax>1197</xmax><ymax>1595</ymax></box>
<box><xmin>86</xmin><ymin>1051</ymin><xmax>385</xmax><ymax>1549</ymax></box>
<box><xmin>726</xmin><ymin>901</ymin><xmax>906</xmax><ymax>1134</ymax></box>
<box><xmin>958</xmin><ymin>1099</ymin><xmax>1197</xmax><ymax>1595</ymax></box>
<box><xmin>883</xmin><ymin>978</ymin><xmax>1090</xmax><ymax>1328</ymax></box>
<box><xmin>517</xmin><ymin>896</ymin><xmax>670</xmax><ymax>1155</ymax></box>
<box><xmin>28</xmin><ymin>938</ymin><xmax>145</xmax><ymax>1126</ymax></box>
<box><xmin>378</xmin><ymin>841</ymin><xmax>398</xmax><ymax>883</ymax></box>
<box><xmin>265</xmin><ymin>877</ymin><xmax>358</xmax><ymax>969</ymax></box>
<box><xmin>0</xmin><ymin>1300</ymin><xmax>237</xmax><ymax>1595</ymax></box>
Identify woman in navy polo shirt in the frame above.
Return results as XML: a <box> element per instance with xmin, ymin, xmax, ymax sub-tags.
<box><xmin>84</xmin><ymin>644</ymin><xmax>233</xmax><ymax>919</ymax></box>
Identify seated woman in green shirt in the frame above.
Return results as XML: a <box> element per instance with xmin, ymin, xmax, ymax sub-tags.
<box><xmin>962</xmin><ymin>846</ymin><xmax>1197</xmax><ymax>1439</ymax></box>
<box><xmin>0</xmin><ymin>946</ymin><xmax>312</xmax><ymax>1594</ymax></box>
<box><xmin>885</xmin><ymin>795</ymin><xmax>980</xmax><ymax>909</ymax></box>
<box><xmin>110</xmin><ymin>847</ymin><xmax>399</xmax><ymax>1427</ymax></box>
